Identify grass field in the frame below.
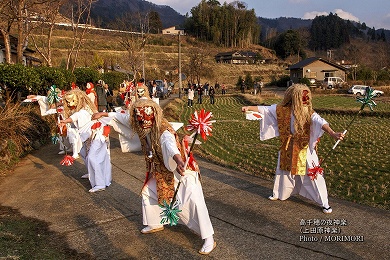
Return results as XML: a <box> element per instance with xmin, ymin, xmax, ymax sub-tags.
<box><xmin>171</xmin><ymin>92</ymin><xmax>389</xmax><ymax>210</ymax></box>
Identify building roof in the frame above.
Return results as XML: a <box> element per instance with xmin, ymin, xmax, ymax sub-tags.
<box><xmin>215</xmin><ymin>50</ymin><xmax>257</xmax><ymax>57</ymax></box>
<box><xmin>288</xmin><ymin>57</ymin><xmax>347</xmax><ymax>71</ymax></box>
<box><xmin>162</xmin><ymin>26</ymin><xmax>184</xmax><ymax>31</ymax></box>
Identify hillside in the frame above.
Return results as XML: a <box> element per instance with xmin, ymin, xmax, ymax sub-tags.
<box><xmin>43</xmin><ymin>29</ymin><xmax>284</xmax><ymax>86</ymax></box>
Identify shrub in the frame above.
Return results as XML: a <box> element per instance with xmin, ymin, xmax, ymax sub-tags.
<box><xmin>299</xmin><ymin>77</ymin><xmax>311</xmax><ymax>87</ymax></box>
<box><xmin>269</xmin><ymin>75</ymin><xmax>290</xmax><ymax>88</ymax></box>
<box><xmin>35</xmin><ymin>67</ymin><xmax>68</xmax><ymax>94</ymax></box>
<box><xmin>73</xmin><ymin>67</ymin><xmax>100</xmax><ymax>88</ymax></box>
<box><xmin>0</xmin><ymin>64</ymin><xmax>41</xmax><ymax>102</ymax></box>
<box><xmin>101</xmin><ymin>71</ymin><xmax>129</xmax><ymax>90</ymax></box>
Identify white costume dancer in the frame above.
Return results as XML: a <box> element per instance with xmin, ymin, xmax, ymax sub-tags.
<box><xmin>129</xmin><ymin>98</ymin><xmax>216</xmax><ymax>255</ymax></box>
<box><xmin>258</xmin><ymin>105</ymin><xmax>331</xmax><ymax>208</ymax></box>
<box><xmin>141</xmin><ymin>130</ymin><xmax>214</xmax><ymax>240</ymax></box>
<box><xmin>242</xmin><ymin>84</ymin><xmax>344</xmax><ymax>213</ymax></box>
<box><xmin>60</xmin><ymin>89</ymin><xmax>112</xmax><ymax>193</ymax></box>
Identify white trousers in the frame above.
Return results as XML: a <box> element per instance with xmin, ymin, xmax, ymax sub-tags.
<box><xmin>142</xmin><ymin>171</ymin><xmax>214</xmax><ymax>239</ymax></box>
<box><xmin>67</xmin><ymin>127</ymin><xmax>83</xmax><ymax>157</ymax></box>
<box><xmin>272</xmin><ymin>158</ymin><xmax>330</xmax><ymax>208</ymax></box>
<box><xmin>80</xmin><ymin>140</ymin><xmax>112</xmax><ymax>189</ymax></box>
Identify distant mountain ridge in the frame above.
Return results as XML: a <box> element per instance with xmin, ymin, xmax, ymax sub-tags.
<box><xmin>257</xmin><ymin>17</ymin><xmax>312</xmax><ymax>41</ymax></box>
<box><xmin>258</xmin><ymin>17</ymin><xmax>312</xmax><ymax>32</ymax></box>
<box><xmin>90</xmin><ymin>0</ymin><xmax>185</xmax><ymax>28</ymax></box>
<box><xmin>89</xmin><ymin>0</ymin><xmax>389</xmax><ymax>41</ymax></box>
<box><xmin>90</xmin><ymin>0</ymin><xmax>313</xmax><ymax>32</ymax></box>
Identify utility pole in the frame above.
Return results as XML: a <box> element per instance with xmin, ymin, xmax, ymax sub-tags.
<box><xmin>178</xmin><ymin>32</ymin><xmax>182</xmax><ymax>98</ymax></box>
<box><xmin>142</xmin><ymin>28</ymin><xmax>145</xmax><ymax>80</ymax></box>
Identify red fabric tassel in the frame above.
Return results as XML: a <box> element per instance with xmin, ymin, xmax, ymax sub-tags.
<box><xmin>60</xmin><ymin>155</ymin><xmax>75</xmax><ymax>166</ymax></box>
<box><xmin>308</xmin><ymin>165</ymin><xmax>324</xmax><ymax>180</ymax></box>
<box><xmin>103</xmin><ymin>125</ymin><xmax>110</xmax><ymax>137</ymax></box>
<box><xmin>91</xmin><ymin>122</ymin><xmax>102</xmax><ymax>130</ymax></box>
<box><xmin>142</xmin><ymin>171</ymin><xmax>150</xmax><ymax>189</ymax></box>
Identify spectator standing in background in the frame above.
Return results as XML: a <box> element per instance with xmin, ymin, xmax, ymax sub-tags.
<box><xmin>254</xmin><ymin>82</ymin><xmax>258</xmax><ymax>95</ymax></box>
<box><xmin>214</xmin><ymin>81</ymin><xmax>220</xmax><ymax>94</ymax></box>
<box><xmin>209</xmin><ymin>85</ymin><xmax>215</xmax><ymax>104</ymax></box>
<box><xmin>221</xmin><ymin>84</ymin><xmax>226</xmax><ymax>95</ymax></box>
<box><xmin>86</xmin><ymin>82</ymin><xmax>98</xmax><ymax>109</ymax></box>
<box><xmin>104</xmin><ymin>83</ymin><xmax>114</xmax><ymax>112</ymax></box>
<box><xmin>96</xmin><ymin>80</ymin><xmax>107</xmax><ymax>112</ymax></box>
<box><xmin>197</xmin><ymin>84</ymin><xmax>203</xmax><ymax>104</ymax></box>
<box><xmin>259</xmin><ymin>80</ymin><xmax>264</xmax><ymax>95</ymax></box>
<box><xmin>204</xmin><ymin>82</ymin><xmax>209</xmax><ymax>96</ymax></box>
<box><xmin>187</xmin><ymin>84</ymin><xmax>195</xmax><ymax>107</ymax></box>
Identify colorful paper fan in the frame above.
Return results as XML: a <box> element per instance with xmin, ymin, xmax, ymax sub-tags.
<box><xmin>356</xmin><ymin>86</ymin><xmax>377</xmax><ymax>111</ymax></box>
<box><xmin>307</xmin><ymin>165</ymin><xmax>324</xmax><ymax>181</ymax></box>
<box><xmin>47</xmin><ymin>85</ymin><xmax>60</xmax><ymax>104</ymax></box>
<box><xmin>159</xmin><ymin>200</ymin><xmax>182</xmax><ymax>226</ymax></box>
<box><xmin>186</xmin><ymin>109</ymin><xmax>216</xmax><ymax>140</ymax></box>
<box><xmin>51</xmin><ymin>134</ymin><xmax>59</xmax><ymax>144</ymax></box>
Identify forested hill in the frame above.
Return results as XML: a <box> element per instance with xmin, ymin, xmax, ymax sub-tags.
<box><xmin>90</xmin><ymin>0</ymin><xmax>185</xmax><ymax>28</ymax></box>
<box><xmin>258</xmin><ymin>17</ymin><xmax>312</xmax><ymax>32</ymax></box>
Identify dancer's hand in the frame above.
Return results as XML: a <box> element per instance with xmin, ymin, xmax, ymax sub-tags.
<box><xmin>332</xmin><ymin>131</ymin><xmax>345</xmax><ymax>141</ymax></box>
<box><xmin>59</xmin><ymin>118</ymin><xmax>72</xmax><ymax>126</ymax></box>
<box><xmin>92</xmin><ymin>112</ymin><xmax>108</xmax><ymax>120</ymax></box>
<box><xmin>241</xmin><ymin>106</ymin><xmax>257</xmax><ymax>113</ymax></box>
<box><xmin>322</xmin><ymin>124</ymin><xmax>345</xmax><ymax>141</ymax></box>
<box><xmin>173</xmin><ymin>154</ymin><xmax>185</xmax><ymax>176</ymax></box>
<box><xmin>241</xmin><ymin>106</ymin><xmax>249</xmax><ymax>112</ymax></box>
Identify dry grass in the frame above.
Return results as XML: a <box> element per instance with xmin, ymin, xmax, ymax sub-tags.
<box><xmin>0</xmin><ymin>101</ymin><xmax>52</xmax><ymax>174</ymax></box>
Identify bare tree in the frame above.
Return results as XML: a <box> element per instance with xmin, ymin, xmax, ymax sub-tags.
<box><xmin>0</xmin><ymin>0</ymin><xmax>57</xmax><ymax>64</ymax></box>
<box><xmin>61</xmin><ymin>0</ymin><xmax>95</xmax><ymax>71</ymax></box>
<box><xmin>0</xmin><ymin>0</ymin><xmax>13</xmax><ymax>64</ymax></box>
<box><xmin>30</xmin><ymin>0</ymin><xmax>67</xmax><ymax>67</ymax></box>
<box><xmin>115</xmin><ymin>12</ymin><xmax>149</xmax><ymax>81</ymax></box>
<box><xmin>12</xmin><ymin>0</ymin><xmax>48</xmax><ymax>64</ymax></box>
<box><xmin>371</xmin><ymin>41</ymin><xmax>389</xmax><ymax>82</ymax></box>
<box><xmin>184</xmin><ymin>47</ymin><xmax>213</xmax><ymax>84</ymax></box>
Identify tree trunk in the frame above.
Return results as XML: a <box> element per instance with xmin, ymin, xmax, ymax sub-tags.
<box><xmin>0</xmin><ymin>30</ymin><xmax>12</xmax><ymax>63</ymax></box>
<box><xmin>16</xmin><ymin>0</ymin><xmax>26</xmax><ymax>64</ymax></box>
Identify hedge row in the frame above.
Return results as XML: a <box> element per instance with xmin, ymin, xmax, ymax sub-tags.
<box><xmin>0</xmin><ymin>64</ymin><xmax>129</xmax><ymax>102</ymax></box>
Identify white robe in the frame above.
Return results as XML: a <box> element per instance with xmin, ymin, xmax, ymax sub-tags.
<box><xmin>70</xmin><ymin>109</ymin><xmax>112</xmax><ymax>189</ymax></box>
<box><xmin>258</xmin><ymin>104</ymin><xmax>331</xmax><ymax>208</ymax></box>
<box><xmin>141</xmin><ymin>130</ymin><xmax>214</xmax><ymax>239</ymax></box>
<box><xmin>107</xmin><ymin>111</ymin><xmax>142</xmax><ymax>152</ymax></box>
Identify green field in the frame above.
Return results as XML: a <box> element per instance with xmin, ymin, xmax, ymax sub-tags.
<box><xmin>172</xmin><ymin>94</ymin><xmax>389</xmax><ymax>210</ymax></box>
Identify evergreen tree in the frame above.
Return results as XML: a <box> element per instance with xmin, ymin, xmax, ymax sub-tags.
<box><xmin>273</xmin><ymin>30</ymin><xmax>302</xmax><ymax>58</ymax></box>
<box><xmin>149</xmin><ymin>11</ymin><xmax>163</xmax><ymax>34</ymax></box>
<box><xmin>309</xmin><ymin>13</ymin><xmax>350</xmax><ymax>50</ymax></box>
<box><xmin>184</xmin><ymin>0</ymin><xmax>260</xmax><ymax>48</ymax></box>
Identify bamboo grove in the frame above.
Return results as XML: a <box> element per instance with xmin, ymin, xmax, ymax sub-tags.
<box><xmin>184</xmin><ymin>0</ymin><xmax>260</xmax><ymax>48</ymax></box>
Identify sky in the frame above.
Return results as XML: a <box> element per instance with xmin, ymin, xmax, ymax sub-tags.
<box><xmin>149</xmin><ymin>0</ymin><xmax>390</xmax><ymax>30</ymax></box>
